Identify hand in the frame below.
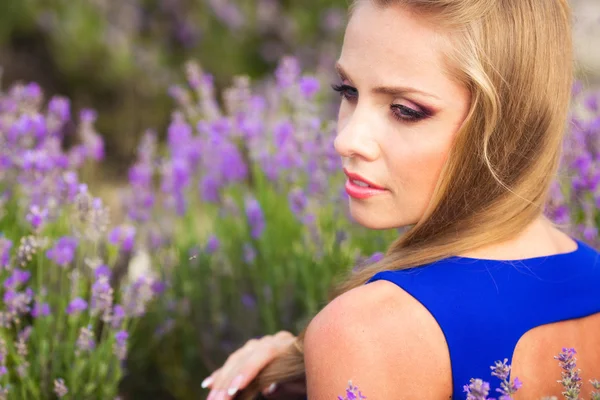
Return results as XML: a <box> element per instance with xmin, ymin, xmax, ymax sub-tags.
<box><xmin>202</xmin><ymin>331</ymin><xmax>297</xmax><ymax>400</ymax></box>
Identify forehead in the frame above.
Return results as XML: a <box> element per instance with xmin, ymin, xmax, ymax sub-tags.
<box><xmin>340</xmin><ymin>2</ymin><xmax>454</xmax><ymax>93</ymax></box>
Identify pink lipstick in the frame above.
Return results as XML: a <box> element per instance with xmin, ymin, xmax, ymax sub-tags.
<box><xmin>343</xmin><ymin>169</ymin><xmax>388</xmax><ymax>200</ymax></box>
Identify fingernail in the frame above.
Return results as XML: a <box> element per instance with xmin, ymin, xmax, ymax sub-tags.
<box><xmin>227</xmin><ymin>375</ymin><xmax>244</xmax><ymax>396</ymax></box>
<box><xmin>265</xmin><ymin>383</ymin><xmax>277</xmax><ymax>394</ymax></box>
<box><xmin>202</xmin><ymin>376</ymin><xmax>214</xmax><ymax>389</ymax></box>
<box><xmin>206</xmin><ymin>390</ymin><xmax>215</xmax><ymax>400</ymax></box>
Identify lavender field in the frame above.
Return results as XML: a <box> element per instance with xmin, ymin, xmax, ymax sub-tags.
<box><xmin>0</xmin><ymin>1</ymin><xmax>599</xmax><ymax>399</ymax></box>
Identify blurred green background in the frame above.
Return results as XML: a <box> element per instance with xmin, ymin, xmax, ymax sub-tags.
<box><xmin>0</xmin><ymin>0</ymin><xmax>346</xmax><ymax>182</ymax></box>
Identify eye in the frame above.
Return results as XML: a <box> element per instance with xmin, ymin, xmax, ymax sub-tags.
<box><xmin>391</xmin><ymin>104</ymin><xmax>431</xmax><ymax>122</ymax></box>
<box><xmin>331</xmin><ymin>84</ymin><xmax>358</xmax><ymax>102</ymax></box>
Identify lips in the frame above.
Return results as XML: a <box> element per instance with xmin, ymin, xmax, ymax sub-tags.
<box><xmin>343</xmin><ymin>169</ymin><xmax>388</xmax><ymax>199</ymax></box>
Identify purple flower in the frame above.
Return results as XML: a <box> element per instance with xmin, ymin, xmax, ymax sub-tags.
<box><xmin>66</xmin><ymin>297</ymin><xmax>88</xmax><ymax>315</ymax></box>
<box><xmin>275</xmin><ymin>56</ymin><xmax>301</xmax><ymax>89</ymax></box>
<box><xmin>4</xmin><ymin>268</ymin><xmax>31</xmax><ymax>289</ymax></box>
<box><xmin>288</xmin><ymin>187</ymin><xmax>308</xmax><ymax>218</ymax></box>
<box><xmin>241</xmin><ymin>293</ymin><xmax>256</xmax><ymax>309</ymax></box>
<box><xmin>94</xmin><ymin>264</ymin><xmax>111</xmax><ymax>279</ymax></box>
<box><xmin>555</xmin><ymin>347</ymin><xmax>582</xmax><ymax>400</ymax></box>
<box><xmin>54</xmin><ymin>378</ymin><xmax>68</xmax><ymax>398</ymax></box>
<box><xmin>0</xmin><ymin>238</ymin><xmax>11</xmax><ymax>269</ymax></box>
<box><xmin>91</xmin><ymin>275</ymin><xmax>113</xmax><ymax>318</ymax></box>
<box><xmin>76</xmin><ymin>325</ymin><xmax>95</xmax><ymax>354</ymax></box>
<box><xmin>48</xmin><ymin>96</ymin><xmax>71</xmax><ymax>122</ymax></box>
<box><xmin>245</xmin><ymin>196</ymin><xmax>265</xmax><ymax>239</ymax></box>
<box><xmin>46</xmin><ymin>236</ymin><xmax>78</xmax><ymax>267</ymax></box>
<box><xmin>111</xmin><ymin>304</ymin><xmax>125</xmax><ymax>329</ymax></box>
<box><xmin>122</xmin><ymin>276</ymin><xmax>156</xmax><ymax>318</ymax></box>
<box><xmin>31</xmin><ymin>302</ymin><xmax>51</xmax><ymax>318</ymax></box>
<box><xmin>585</xmin><ymin>93</ymin><xmax>598</xmax><ymax>112</ymax></box>
<box><xmin>274</xmin><ymin>120</ymin><xmax>294</xmax><ymax>147</ymax></box>
<box><xmin>299</xmin><ymin>76</ymin><xmax>320</xmax><ymax>99</ymax></box>
<box><xmin>338</xmin><ymin>381</ymin><xmax>366</xmax><ymax>400</ymax></box>
<box><xmin>108</xmin><ymin>225</ymin><xmax>136</xmax><ymax>252</ymax></box>
<box><xmin>205</xmin><ymin>235</ymin><xmax>220</xmax><ymax>254</ymax></box>
<box><xmin>114</xmin><ymin>330</ymin><xmax>129</xmax><ymax>361</ymax></box>
<box><xmin>4</xmin><ymin>288</ymin><xmax>33</xmax><ymax>316</ymax></box>
<box><xmin>490</xmin><ymin>359</ymin><xmax>522</xmax><ymax>398</ymax></box>
<box><xmin>463</xmin><ymin>378</ymin><xmax>490</xmax><ymax>400</ymax></box>
<box><xmin>200</xmin><ymin>174</ymin><xmax>221</xmax><ymax>203</ymax></box>
<box><xmin>26</xmin><ymin>205</ymin><xmax>49</xmax><ymax>230</ymax></box>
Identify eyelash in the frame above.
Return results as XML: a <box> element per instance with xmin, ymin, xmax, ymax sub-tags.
<box><xmin>331</xmin><ymin>83</ymin><xmax>431</xmax><ymax>122</ymax></box>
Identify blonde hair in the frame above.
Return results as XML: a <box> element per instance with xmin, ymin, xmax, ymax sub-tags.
<box><xmin>239</xmin><ymin>0</ymin><xmax>573</xmax><ymax>397</ymax></box>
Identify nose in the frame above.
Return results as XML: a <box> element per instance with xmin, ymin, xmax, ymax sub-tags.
<box><xmin>333</xmin><ymin>108</ymin><xmax>380</xmax><ymax>162</ymax></box>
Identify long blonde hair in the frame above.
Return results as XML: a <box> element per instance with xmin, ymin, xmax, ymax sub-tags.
<box><xmin>240</xmin><ymin>0</ymin><xmax>573</xmax><ymax>397</ymax></box>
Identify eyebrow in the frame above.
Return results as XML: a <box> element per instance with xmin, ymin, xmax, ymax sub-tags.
<box><xmin>335</xmin><ymin>62</ymin><xmax>441</xmax><ymax>101</ymax></box>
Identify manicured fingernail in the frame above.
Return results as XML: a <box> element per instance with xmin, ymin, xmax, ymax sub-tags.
<box><xmin>206</xmin><ymin>390</ymin><xmax>215</xmax><ymax>400</ymax></box>
<box><xmin>227</xmin><ymin>375</ymin><xmax>244</xmax><ymax>396</ymax></box>
<box><xmin>265</xmin><ymin>383</ymin><xmax>277</xmax><ymax>394</ymax></box>
<box><xmin>202</xmin><ymin>376</ymin><xmax>214</xmax><ymax>388</ymax></box>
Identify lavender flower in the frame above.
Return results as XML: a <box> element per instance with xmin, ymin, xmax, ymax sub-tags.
<box><xmin>490</xmin><ymin>358</ymin><xmax>523</xmax><ymax>400</ymax></box>
<box><xmin>205</xmin><ymin>235</ymin><xmax>220</xmax><ymax>254</ymax></box>
<box><xmin>46</xmin><ymin>236</ymin><xmax>78</xmax><ymax>267</ymax></box>
<box><xmin>31</xmin><ymin>302</ymin><xmax>51</xmax><ymax>318</ymax></box>
<box><xmin>299</xmin><ymin>76</ymin><xmax>320</xmax><ymax>99</ymax></box>
<box><xmin>464</xmin><ymin>378</ymin><xmax>490</xmax><ymax>400</ymax></box>
<box><xmin>4</xmin><ymin>268</ymin><xmax>31</xmax><ymax>289</ymax></box>
<box><xmin>111</xmin><ymin>304</ymin><xmax>126</xmax><ymax>329</ymax></box>
<box><xmin>108</xmin><ymin>225</ymin><xmax>136</xmax><ymax>252</ymax></box>
<box><xmin>91</xmin><ymin>275</ymin><xmax>113</xmax><ymax>319</ymax></box>
<box><xmin>245</xmin><ymin>196</ymin><xmax>265</xmax><ymax>239</ymax></box>
<box><xmin>4</xmin><ymin>287</ymin><xmax>33</xmax><ymax>317</ymax></box>
<box><xmin>0</xmin><ymin>238</ymin><xmax>11</xmax><ymax>269</ymax></box>
<box><xmin>122</xmin><ymin>276</ymin><xmax>157</xmax><ymax>318</ymax></box>
<box><xmin>555</xmin><ymin>348</ymin><xmax>582</xmax><ymax>400</ymax></box>
<box><xmin>54</xmin><ymin>378</ymin><xmax>68</xmax><ymax>398</ymax></box>
<box><xmin>591</xmin><ymin>379</ymin><xmax>600</xmax><ymax>400</ymax></box>
<box><xmin>241</xmin><ymin>293</ymin><xmax>256</xmax><ymax>309</ymax></box>
<box><xmin>25</xmin><ymin>204</ymin><xmax>48</xmax><ymax>230</ymax></box>
<box><xmin>66</xmin><ymin>297</ymin><xmax>88</xmax><ymax>315</ymax></box>
<box><xmin>288</xmin><ymin>187</ymin><xmax>308</xmax><ymax>219</ymax></box>
<box><xmin>0</xmin><ymin>339</ymin><xmax>7</xmax><ymax>377</ymax></box>
<box><xmin>114</xmin><ymin>330</ymin><xmax>129</xmax><ymax>361</ymax></box>
<box><xmin>76</xmin><ymin>325</ymin><xmax>96</xmax><ymax>355</ymax></box>
<box><xmin>275</xmin><ymin>56</ymin><xmax>301</xmax><ymax>89</ymax></box>
<box><xmin>338</xmin><ymin>380</ymin><xmax>366</xmax><ymax>400</ymax></box>
<box><xmin>79</xmin><ymin>109</ymin><xmax>105</xmax><ymax>161</ymax></box>
<box><xmin>16</xmin><ymin>235</ymin><xmax>38</xmax><ymax>267</ymax></box>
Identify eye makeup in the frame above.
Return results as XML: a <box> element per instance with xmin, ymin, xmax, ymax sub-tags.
<box><xmin>331</xmin><ymin>83</ymin><xmax>432</xmax><ymax>122</ymax></box>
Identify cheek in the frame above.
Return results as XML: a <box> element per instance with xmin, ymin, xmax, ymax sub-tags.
<box><xmin>388</xmin><ymin>134</ymin><xmax>450</xmax><ymax>201</ymax></box>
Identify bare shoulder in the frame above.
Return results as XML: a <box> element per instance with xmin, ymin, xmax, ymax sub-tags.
<box><xmin>304</xmin><ymin>280</ymin><xmax>452</xmax><ymax>399</ymax></box>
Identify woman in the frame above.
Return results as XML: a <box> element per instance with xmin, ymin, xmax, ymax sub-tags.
<box><xmin>203</xmin><ymin>0</ymin><xmax>600</xmax><ymax>398</ymax></box>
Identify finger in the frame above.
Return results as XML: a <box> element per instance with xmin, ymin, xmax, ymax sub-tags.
<box><xmin>206</xmin><ymin>347</ymin><xmax>246</xmax><ymax>399</ymax></box>
<box><xmin>202</xmin><ymin>368</ymin><xmax>221</xmax><ymax>389</ymax></box>
<box><xmin>216</xmin><ymin>339</ymin><xmax>280</xmax><ymax>398</ymax></box>
<box><xmin>210</xmin><ymin>341</ymin><xmax>259</xmax><ymax>398</ymax></box>
<box><xmin>261</xmin><ymin>383</ymin><xmax>278</xmax><ymax>396</ymax></box>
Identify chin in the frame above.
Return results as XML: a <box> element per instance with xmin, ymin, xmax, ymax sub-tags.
<box><xmin>348</xmin><ymin>202</ymin><xmax>410</xmax><ymax>230</ymax></box>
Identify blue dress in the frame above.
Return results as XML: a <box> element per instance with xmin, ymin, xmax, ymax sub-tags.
<box><xmin>366</xmin><ymin>238</ymin><xmax>600</xmax><ymax>399</ymax></box>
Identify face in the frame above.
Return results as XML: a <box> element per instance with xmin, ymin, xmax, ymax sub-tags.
<box><xmin>334</xmin><ymin>1</ymin><xmax>471</xmax><ymax>229</ymax></box>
